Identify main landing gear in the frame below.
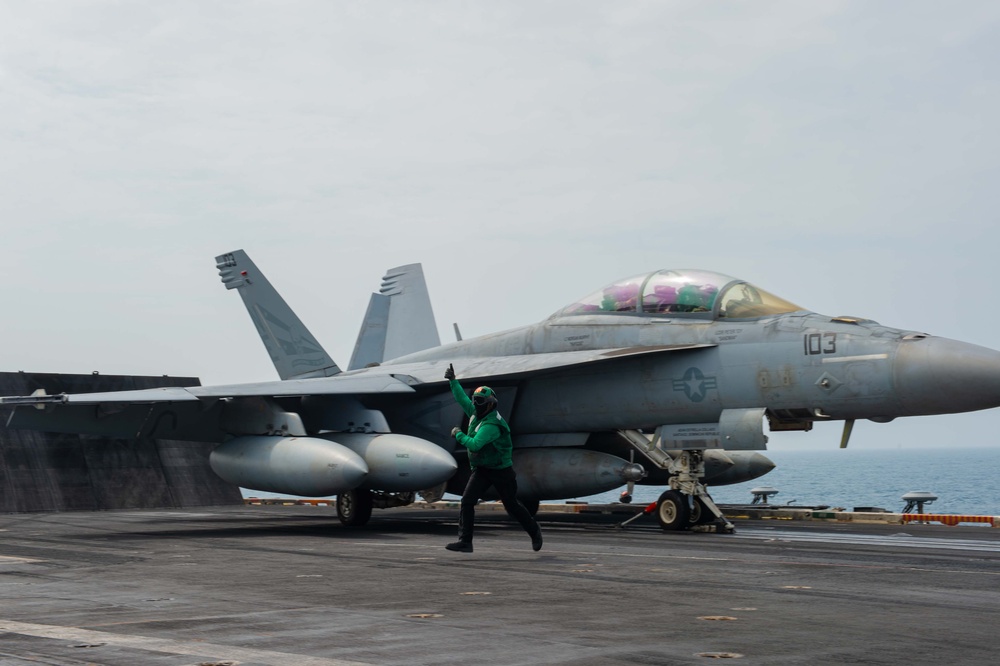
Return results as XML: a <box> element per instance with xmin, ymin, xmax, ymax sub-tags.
<box><xmin>336</xmin><ymin>488</ymin><xmax>373</xmax><ymax>527</ymax></box>
<box><xmin>336</xmin><ymin>489</ymin><xmax>417</xmax><ymax>527</ymax></box>
<box><xmin>655</xmin><ymin>450</ymin><xmax>735</xmax><ymax>534</ymax></box>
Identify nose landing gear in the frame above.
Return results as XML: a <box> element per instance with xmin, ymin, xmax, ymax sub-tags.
<box><xmin>617</xmin><ymin>430</ymin><xmax>736</xmax><ymax>534</ymax></box>
<box><xmin>656</xmin><ymin>450</ymin><xmax>735</xmax><ymax>533</ymax></box>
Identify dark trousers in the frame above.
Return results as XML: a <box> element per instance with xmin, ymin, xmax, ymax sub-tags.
<box><xmin>458</xmin><ymin>466</ymin><xmax>539</xmax><ymax>543</ymax></box>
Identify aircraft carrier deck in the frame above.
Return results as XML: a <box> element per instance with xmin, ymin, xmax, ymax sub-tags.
<box><xmin>2</xmin><ymin>503</ymin><xmax>998</xmax><ymax>665</ymax></box>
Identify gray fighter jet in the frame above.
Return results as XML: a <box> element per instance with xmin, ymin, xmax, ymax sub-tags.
<box><xmin>6</xmin><ymin>250</ymin><xmax>1000</xmax><ymax>533</ymax></box>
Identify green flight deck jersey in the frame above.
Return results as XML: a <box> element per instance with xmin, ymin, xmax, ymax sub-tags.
<box><xmin>450</xmin><ymin>379</ymin><xmax>513</xmax><ymax>470</ymax></box>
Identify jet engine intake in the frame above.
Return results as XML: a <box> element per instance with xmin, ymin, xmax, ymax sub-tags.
<box><xmin>210</xmin><ymin>436</ymin><xmax>368</xmax><ymax>496</ymax></box>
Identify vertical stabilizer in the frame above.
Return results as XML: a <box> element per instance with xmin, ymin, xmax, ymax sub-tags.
<box><xmin>348</xmin><ymin>263</ymin><xmax>440</xmax><ymax>369</ymax></box>
<box><xmin>216</xmin><ymin>250</ymin><xmax>341</xmax><ymax>380</ymax></box>
<box><xmin>349</xmin><ymin>292</ymin><xmax>390</xmax><ymax>369</ymax></box>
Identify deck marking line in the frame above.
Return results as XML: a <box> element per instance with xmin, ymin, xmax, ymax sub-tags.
<box><xmin>0</xmin><ymin>556</ymin><xmax>42</xmax><ymax>564</ymax></box>
<box><xmin>0</xmin><ymin>619</ymin><xmax>373</xmax><ymax>666</ymax></box>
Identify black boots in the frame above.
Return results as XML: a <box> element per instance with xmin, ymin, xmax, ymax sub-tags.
<box><xmin>446</xmin><ymin>541</ymin><xmax>474</xmax><ymax>553</ymax></box>
<box><xmin>447</xmin><ymin>532</ymin><xmax>541</xmax><ymax>553</ymax></box>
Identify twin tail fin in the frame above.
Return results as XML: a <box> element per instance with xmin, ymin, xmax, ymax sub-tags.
<box><xmin>217</xmin><ymin>251</ymin><xmax>441</xmax><ymax>379</ymax></box>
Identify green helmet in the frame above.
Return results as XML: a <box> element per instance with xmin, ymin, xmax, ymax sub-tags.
<box><xmin>472</xmin><ymin>386</ymin><xmax>498</xmax><ymax>415</ymax></box>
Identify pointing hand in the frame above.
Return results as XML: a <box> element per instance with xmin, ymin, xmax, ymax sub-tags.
<box><xmin>444</xmin><ymin>363</ymin><xmax>456</xmax><ymax>380</ymax></box>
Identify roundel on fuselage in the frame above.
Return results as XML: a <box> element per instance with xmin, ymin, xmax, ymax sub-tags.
<box><xmin>552</xmin><ymin>269</ymin><xmax>803</xmax><ymax>320</ymax></box>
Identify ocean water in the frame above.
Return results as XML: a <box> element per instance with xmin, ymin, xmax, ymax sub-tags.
<box><xmin>242</xmin><ymin>447</ymin><xmax>1000</xmax><ymax>517</ymax></box>
<box><xmin>582</xmin><ymin>447</ymin><xmax>1000</xmax><ymax>516</ymax></box>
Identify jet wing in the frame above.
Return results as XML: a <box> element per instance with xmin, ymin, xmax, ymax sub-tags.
<box><xmin>189</xmin><ymin>375</ymin><xmax>415</xmax><ymax>399</ymax></box>
<box><xmin>0</xmin><ymin>374</ymin><xmax>415</xmax><ymax>408</ymax></box>
<box><xmin>1</xmin><ymin>374</ymin><xmax>417</xmax><ymax>441</ymax></box>
<box><xmin>1</xmin><ymin>345</ymin><xmax>709</xmax><ymax>440</ymax></box>
<box><xmin>1</xmin><ymin>345</ymin><xmax>710</xmax><ymax>409</ymax></box>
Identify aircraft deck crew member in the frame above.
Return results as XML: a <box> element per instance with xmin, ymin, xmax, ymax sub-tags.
<box><xmin>444</xmin><ymin>363</ymin><xmax>542</xmax><ymax>553</ymax></box>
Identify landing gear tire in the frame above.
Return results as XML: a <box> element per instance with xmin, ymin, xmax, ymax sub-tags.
<box><xmin>689</xmin><ymin>496</ymin><xmax>714</xmax><ymax>526</ymax></box>
<box><xmin>337</xmin><ymin>489</ymin><xmax>373</xmax><ymax>527</ymax></box>
<box><xmin>656</xmin><ymin>490</ymin><xmax>690</xmax><ymax>531</ymax></box>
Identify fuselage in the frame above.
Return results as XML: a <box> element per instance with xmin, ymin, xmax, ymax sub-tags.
<box><xmin>384</xmin><ymin>307</ymin><xmax>1000</xmax><ymax>439</ymax></box>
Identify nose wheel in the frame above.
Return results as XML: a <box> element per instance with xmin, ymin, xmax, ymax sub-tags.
<box><xmin>655</xmin><ymin>488</ymin><xmax>732</xmax><ymax>532</ymax></box>
<box><xmin>659</xmin><ymin>450</ymin><xmax>735</xmax><ymax>533</ymax></box>
<box><xmin>688</xmin><ymin>496</ymin><xmax>715</xmax><ymax>526</ymax></box>
<box><xmin>655</xmin><ymin>490</ymin><xmax>690</xmax><ymax>530</ymax></box>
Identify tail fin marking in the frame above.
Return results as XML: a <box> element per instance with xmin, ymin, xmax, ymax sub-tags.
<box><xmin>217</xmin><ymin>250</ymin><xmax>341</xmax><ymax>380</ymax></box>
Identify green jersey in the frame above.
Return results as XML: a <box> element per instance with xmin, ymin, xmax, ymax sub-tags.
<box><xmin>449</xmin><ymin>379</ymin><xmax>513</xmax><ymax>469</ymax></box>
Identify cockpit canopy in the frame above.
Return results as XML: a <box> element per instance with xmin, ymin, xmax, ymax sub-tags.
<box><xmin>554</xmin><ymin>269</ymin><xmax>803</xmax><ymax>319</ymax></box>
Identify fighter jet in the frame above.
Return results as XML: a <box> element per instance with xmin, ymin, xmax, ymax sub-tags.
<box><xmin>5</xmin><ymin>250</ymin><xmax>1000</xmax><ymax>533</ymax></box>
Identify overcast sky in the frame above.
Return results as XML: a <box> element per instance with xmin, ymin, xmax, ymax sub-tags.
<box><xmin>1</xmin><ymin>2</ymin><xmax>998</xmax><ymax>451</ymax></box>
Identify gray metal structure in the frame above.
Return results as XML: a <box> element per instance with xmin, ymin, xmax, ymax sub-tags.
<box><xmin>0</xmin><ymin>372</ymin><xmax>242</xmax><ymax>512</ymax></box>
<box><xmin>6</xmin><ymin>250</ymin><xmax>999</xmax><ymax>532</ymax></box>
<box><xmin>349</xmin><ymin>263</ymin><xmax>440</xmax><ymax>370</ymax></box>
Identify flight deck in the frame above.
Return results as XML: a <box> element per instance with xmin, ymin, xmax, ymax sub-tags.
<box><xmin>1</xmin><ymin>504</ymin><xmax>998</xmax><ymax>665</ymax></box>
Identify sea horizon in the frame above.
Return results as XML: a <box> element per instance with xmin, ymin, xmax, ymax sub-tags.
<box><xmin>583</xmin><ymin>446</ymin><xmax>1000</xmax><ymax>516</ymax></box>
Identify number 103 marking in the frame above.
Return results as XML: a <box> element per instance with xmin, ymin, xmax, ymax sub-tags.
<box><xmin>804</xmin><ymin>333</ymin><xmax>837</xmax><ymax>355</ymax></box>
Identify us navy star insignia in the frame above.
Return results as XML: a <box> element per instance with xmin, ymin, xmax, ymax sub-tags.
<box><xmin>672</xmin><ymin>367</ymin><xmax>718</xmax><ymax>403</ymax></box>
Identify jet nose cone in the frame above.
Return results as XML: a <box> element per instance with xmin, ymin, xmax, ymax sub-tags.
<box><xmin>894</xmin><ymin>337</ymin><xmax>1000</xmax><ymax>415</ymax></box>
